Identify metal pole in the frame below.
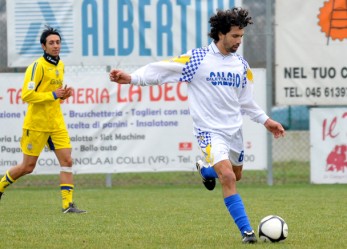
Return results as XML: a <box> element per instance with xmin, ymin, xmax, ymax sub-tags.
<box><xmin>266</xmin><ymin>0</ymin><xmax>274</xmax><ymax>186</ymax></box>
<box><xmin>106</xmin><ymin>173</ymin><xmax>112</xmax><ymax>187</ymax></box>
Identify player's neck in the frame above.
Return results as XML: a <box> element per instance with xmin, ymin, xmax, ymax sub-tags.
<box><xmin>43</xmin><ymin>51</ymin><xmax>60</xmax><ymax>66</ymax></box>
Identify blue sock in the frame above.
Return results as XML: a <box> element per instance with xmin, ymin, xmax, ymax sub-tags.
<box><xmin>201</xmin><ymin>166</ymin><xmax>218</xmax><ymax>178</ymax></box>
<box><xmin>224</xmin><ymin>194</ymin><xmax>252</xmax><ymax>235</ymax></box>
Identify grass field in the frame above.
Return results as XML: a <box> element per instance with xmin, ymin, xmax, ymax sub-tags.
<box><xmin>0</xmin><ymin>175</ymin><xmax>346</xmax><ymax>249</ymax></box>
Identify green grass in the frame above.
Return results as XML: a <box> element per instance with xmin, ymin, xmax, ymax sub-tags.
<box><xmin>0</xmin><ymin>183</ymin><xmax>346</xmax><ymax>249</ymax></box>
<box><xmin>10</xmin><ymin>160</ymin><xmax>311</xmax><ymax>189</ymax></box>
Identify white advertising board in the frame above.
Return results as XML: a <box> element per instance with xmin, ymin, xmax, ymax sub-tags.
<box><xmin>0</xmin><ymin>69</ymin><xmax>267</xmax><ymax>174</ymax></box>
<box><xmin>276</xmin><ymin>0</ymin><xmax>347</xmax><ymax>105</ymax></box>
<box><xmin>310</xmin><ymin>108</ymin><xmax>347</xmax><ymax>183</ymax></box>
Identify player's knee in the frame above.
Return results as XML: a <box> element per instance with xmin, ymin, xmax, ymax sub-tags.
<box><xmin>61</xmin><ymin>158</ymin><xmax>73</xmax><ymax>167</ymax></box>
<box><xmin>66</xmin><ymin>158</ymin><xmax>73</xmax><ymax>167</ymax></box>
<box><xmin>219</xmin><ymin>169</ymin><xmax>237</xmax><ymax>185</ymax></box>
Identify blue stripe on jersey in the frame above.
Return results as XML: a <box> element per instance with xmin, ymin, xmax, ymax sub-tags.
<box><xmin>236</xmin><ymin>54</ymin><xmax>248</xmax><ymax>88</ymax></box>
<box><xmin>31</xmin><ymin>62</ymin><xmax>38</xmax><ymax>81</ymax></box>
<box><xmin>179</xmin><ymin>47</ymin><xmax>209</xmax><ymax>83</ymax></box>
<box><xmin>35</xmin><ymin>64</ymin><xmax>44</xmax><ymax>91</ymax></box>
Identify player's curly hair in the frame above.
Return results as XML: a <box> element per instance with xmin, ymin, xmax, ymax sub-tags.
<box><xmin>208</xmin><ymin>7</ymin><xmax>253</xmax><ymax>42</ymax></box>
<box><xmin>40</xmin><ymin>25</ymin><xmax>61</xmax><ymax>45</ymax></box>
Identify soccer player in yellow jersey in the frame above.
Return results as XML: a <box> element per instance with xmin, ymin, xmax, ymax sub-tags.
<box><xmin>0</xmin><ymin>26</ymin><xmax>86</xmax><ymax>213</ymax></box>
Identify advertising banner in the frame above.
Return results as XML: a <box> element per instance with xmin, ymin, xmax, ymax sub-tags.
<box><xmin>7</xmin><ymin>0</ymin><xmax>241</xmax><ymax>67</ymax></box>
<box><xmin>275</xmin><ymin>0</ymin><xmax>347</xmax><ymax>105</ymax></box>
<box><xmin>310</xmin><ymin>108</ymin><xmax>347</xmax><ymax>183</ymax></box>
<box><xmin>0</xmin><ymin>69</ymin><xmax>267</xmax><ymax>174</ymax></box>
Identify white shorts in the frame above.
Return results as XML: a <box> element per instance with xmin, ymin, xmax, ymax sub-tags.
<box><xmin>195</xmin><ymin>128</ymin><xmax>244</xmax><ymax>167</ymax></box>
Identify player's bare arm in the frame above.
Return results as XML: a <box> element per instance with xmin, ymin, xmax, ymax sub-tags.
<box><xmin>109</xmin><ymin>69</ymin><xmax>131</xmax><ymax>84</ymax></box>
<box><xmin>264</xmin><ymin>118</ymin><xmax>285</xmax><ymax>138</ymax></box>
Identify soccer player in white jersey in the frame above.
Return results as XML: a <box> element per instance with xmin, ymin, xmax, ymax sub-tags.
<box><xmin>109</xmin><ymin>8</ymin><xmax>285</xmax><ymax>244</ymax></box>
<box><xmin>0</xmin><ymin>26</ymin><xmax>86</xmax><ymax>214</ymax></box>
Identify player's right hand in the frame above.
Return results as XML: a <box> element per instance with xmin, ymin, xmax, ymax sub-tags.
<box><xmin>109</xmin><ymin>69</ymin><xmax>131</xmax><ymax>84</ymax></box>
<box><xmin>54</xmin><ymin>86</ymin><xmax>66</xmax><ymax>99</ymax></box>
<box><xmin>54</xmin><ymin>85</ymin><xmax>73</xmax><ymax>100</ymax></box>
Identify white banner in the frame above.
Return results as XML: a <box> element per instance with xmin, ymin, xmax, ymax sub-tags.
<box><xmin>7</xmin><ymin>0</ymin><xmax>241</xmax><ymax>67</ymax></box>
<box><xmin>0</xmin><ymin>69</ymin><xmax>267</xmax><ymax>174</ymax></box>
<box><xmin>310</xmin><ymin>108</ymin><xmax>347</xmax><ymax>183</ymax></box>
<box><xmin>275</xmin><ymin>0</ymin><xmax>347</xmax><ymax>105</ymax></box>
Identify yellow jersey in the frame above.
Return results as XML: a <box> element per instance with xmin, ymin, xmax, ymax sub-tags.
<box><xmin>22</xmin><ymin>56</ymin><xmax>66</xmax><ymax>132</ymax></box>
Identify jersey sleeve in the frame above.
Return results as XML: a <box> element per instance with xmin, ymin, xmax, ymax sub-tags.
<box><xmin>130</xmin><ymin>53</ymin><xmax>192</xmax><ymax>86</ymax></box>
<box><xmin>21</xmin><ymin>62</ymin><xmax>57</xmax><ymax>103</ymax></box>
<box><xmin>239</xmin><ymin>66</ymin><xmax>269</xmax><ymax>124</ymax></box>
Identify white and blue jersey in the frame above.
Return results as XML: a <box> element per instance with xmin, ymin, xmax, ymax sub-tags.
<box><xmin>130</xmin><ymin>42</ymin><xmax>269</xmax><ymax>138</ymax></box>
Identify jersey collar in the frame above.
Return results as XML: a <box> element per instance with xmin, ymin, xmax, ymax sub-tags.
<box><xmin>43</xmin><ymin>52</ymin><xmax>60</xmax><ymax>66</ymax></box>
<box><xmin>209</xmin><ymin>42</ymin><xmax>234</xmax><ymax>57</ymax></box>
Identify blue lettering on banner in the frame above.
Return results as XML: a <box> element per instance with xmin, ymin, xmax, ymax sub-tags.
<box><xmin>15</xmin><ymin>1</ymin><xmax>72</xmax><ymax>56</ymax></box>
<box><xmin>157</xmin><ymin>0</ymin><xmax>173</xmax><ymax>56</ymax></box>
<box><xmin>11</xmin><ymin>0</ymin><xmax>236</xmax><ymax>60</ymax></box>
<box><xmin>118</xmin><ymin>0</ymin><xmax>134</xmax><ymax>56</ymax></box>
<box><xmin>80</xmin><ymin>0</ymin><xmax>235</xmax><ymax>57</ymax></box>
<box><xmin>139</xmin><ymin>0</ymin><xmax>151</xmax><ymax>56</ymax></box>
<box><xmin>82</xmin><ymin>0</ymin><xmax>98</xmax><ymax>56</ymax></box>
<box><xmin>177</xmin><ymin>0</ymin><xmax>189</xmax><ymax>54</ymax></box>
<box><xmin>103</xmin><ymin>0</ymin><xmax>115</xmax><ymax>56</ymax></box>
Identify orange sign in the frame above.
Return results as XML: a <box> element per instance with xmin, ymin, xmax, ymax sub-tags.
<box><xmin>318</xmin><ymin>0</ymin><xmax>347</xmax><ymax>44</ymax></box>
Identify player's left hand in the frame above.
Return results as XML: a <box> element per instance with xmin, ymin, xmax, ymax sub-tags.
<box><xmin>264</xmin><ymin>118</ymin><xmax>285</xmax><ymax>138</ymax></box>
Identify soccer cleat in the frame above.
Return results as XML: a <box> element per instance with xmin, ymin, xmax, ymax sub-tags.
<box><xmin>242</xmin><ymin>230</ymin><xmax>257</xmax><ymax>244</ymax></box>
<box><xmin>196</xmin><ymin>160</ymin><xmax>216</xmax><ymax>191</ymax></box>
<box><xmin>62</xmin><ymin>202</ymin><xmax>87</xmax><ymax>214</ymax></box>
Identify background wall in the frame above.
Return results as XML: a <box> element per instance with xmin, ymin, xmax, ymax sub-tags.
<box><xmin>0</xmin><ymin>0</ymin><xmax>312</xmax><ymax>185</ymax></box>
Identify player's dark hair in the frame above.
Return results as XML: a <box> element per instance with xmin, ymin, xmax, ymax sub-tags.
<box><xmin>208</xmin><ymin>7</ymin><xmax>253</xmax><ymax>41</ymax></box>
<box><xmin>40</xmin><ymin>26</ymin><xmax>61</xmax><ymax>45</ymax></box>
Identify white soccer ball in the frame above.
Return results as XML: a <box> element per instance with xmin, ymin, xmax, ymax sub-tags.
<box><xmin>258</xmin><ymin>215</ymin><xmax>288</xmax><ymax>242</ymax></box>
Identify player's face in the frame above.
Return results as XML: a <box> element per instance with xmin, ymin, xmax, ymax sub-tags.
<box><xmin>42</xmin><ymin>34</ymin><xmax>61</xmax><ymax>57</ymax></box>
<box><xmin>218</xmin><ymin>26</ymin><xmax>244</xmax><ymax>54</ymax></box>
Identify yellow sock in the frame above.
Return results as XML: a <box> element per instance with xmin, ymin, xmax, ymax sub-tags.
<box><xmin>60</xmin><ymin>184</ymin><xmax>74</xmax><ymax>209</ymax></box>
<box><xmin>0</xmin><ymin>171</ymin><xmax>16</xmax><ymax>192</ymax></box>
